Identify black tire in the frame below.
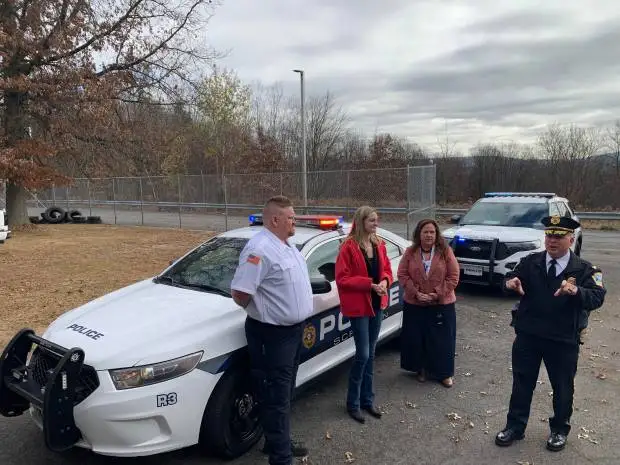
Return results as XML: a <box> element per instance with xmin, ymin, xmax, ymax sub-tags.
<box><xmin>67</xmin><ymin>210</ymin><xmax>83</xmax><ymax>222</ymax></box>
<box><xmin>28</xmin><ymin>216</ymin><xmax>40</xmax><ymax>224</ymax></box>
<box><xmin>86</xmin><ymin>216</ymin><xmax>102</xmax><ymax>224</ymax></box>
<box><xmin>199</xmin><ymin>368</ymin><xmax>262</xmax><ymax>460</ymax></box>
<box><xmin>42</xmin><ymin>206</ymin><xmax>66</xmax><ymax>224</ymax></box>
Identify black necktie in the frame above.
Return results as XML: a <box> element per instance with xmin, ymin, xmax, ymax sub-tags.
<box><xmin>548</xmin><ymin>259</ymin><xmax>557</xmax><ymax>280</ymax></box>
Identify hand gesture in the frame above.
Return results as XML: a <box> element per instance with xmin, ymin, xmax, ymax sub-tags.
<box><xmin>506</xmin><ymin>277</ymin><xmax>524</xmax><ymax>295</ymax></box>
<box><xmin>428</xmin><ymin>292</ymin><xmax>438</xmax><ymax>301</ymax></box>
<box><xmin>554</xmin><ymin>279</ymin><xmax>578</xmax><ymax>297</ymax></box>
<box><xmin>378</xmin><ymin>280</ymin><xmax>388</xmax><ymax>294</ymax></box>
<box><xmin>416</xmin><ymin>292</ymin><xmax>432</xmax><ymax>303</ymax></box>
<box><xmin>371</xmin><ymin>283</ymin><xmax>387</xmax><ymax>296</ymax></box>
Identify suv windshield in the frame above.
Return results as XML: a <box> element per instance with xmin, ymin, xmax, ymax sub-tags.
<box><xmin>156</xmin><ymin>236</ymin><xmax>250</xmax><ymax>296</ymax></box>
<box><xmin>460</xmin><ymin>201</ymin><xmax>548</xmax><ymax>229</ymax></box>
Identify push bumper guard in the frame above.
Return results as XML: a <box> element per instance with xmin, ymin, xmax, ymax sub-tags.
<box><xmin>0</xmin><ymin>328</ymin><xmax>85</xmax><ymax>452</ymax></box>
<box><xmin>450</xmin><ymin>237</ymin><xmax>501</xmax><ymax>286</ymax></box>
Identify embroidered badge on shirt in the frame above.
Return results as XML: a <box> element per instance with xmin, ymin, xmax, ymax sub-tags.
<box><xmin>592</xmin><ymin>271</ymin><xmax>603</xmax><ymax>287</ymax></box>
<box><xmin>247</xmin><ymin>254</ymin><xmax>261</xmax><ymax>265</ymax></box>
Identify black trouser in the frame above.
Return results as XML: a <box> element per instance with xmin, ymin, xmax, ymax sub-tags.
<box><xmin>400</xmin><ymin>302</ymin><xmax>456</xmax><ymax>380</ymax></box>
<box><xmin>506</xmin><ymin>332</ymin><xmax>579</xmax><ymax>436</ymax></box>
<box><xmin>245</xmin><ymin>317</ymin><xmax>303</xmax><ymax>465</ymax></box>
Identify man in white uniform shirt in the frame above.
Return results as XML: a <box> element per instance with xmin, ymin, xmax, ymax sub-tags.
<box><xmin>231</xmin><ymin>195</ymin><xmax>313</xmax><ymax>465</ymax></box>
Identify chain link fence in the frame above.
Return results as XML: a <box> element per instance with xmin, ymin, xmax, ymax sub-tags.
<box><xmin>0</xmin><ymin>180</ymin><xmax>5</xmax><ymax>209</ymax></box>
<box><xmin>23</xmin><ymin>165</ymin><xmax>436</xmax><ymax>237</ymax></box>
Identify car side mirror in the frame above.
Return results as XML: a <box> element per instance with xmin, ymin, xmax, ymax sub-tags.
<box><xmin>450</xmin><ymin>214</ymin><xmax>461</xmax><ymax>224</ymax></box>
<box><xmin>310</xmin><ymin>277</ymin><xmax>332</xmax><ymax>294</ymax></box>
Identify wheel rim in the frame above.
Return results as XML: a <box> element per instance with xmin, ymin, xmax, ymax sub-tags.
<box><xmin>229</xmin><ymin>389</ymin><xmax>261</xmax><ymax>443</ymax></box>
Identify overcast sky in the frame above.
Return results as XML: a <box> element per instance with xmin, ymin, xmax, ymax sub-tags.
<box><xmin>206</xmin><ymin>0</ymin><xmax>620</xmax><ymax>153</ymax></box>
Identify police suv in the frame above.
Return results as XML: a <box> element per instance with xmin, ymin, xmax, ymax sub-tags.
<box><xmin>0</xmin><ymin>215</ymin><xmax>409</xmax><ymax>459</ymax></box>
<box><xmin>442</xmin><ymin>192</ymin><xmax>583</xmax><ymax>287</ymax></box>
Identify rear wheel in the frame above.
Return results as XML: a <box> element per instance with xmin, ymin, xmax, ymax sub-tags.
<box><xmin>199</xmin><ymin>367</ymin><xmax>262</xmax><ymax>460</ymax></box>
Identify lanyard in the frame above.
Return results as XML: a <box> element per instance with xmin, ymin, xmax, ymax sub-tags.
<box><xmin>421</xmin><ymin>246</ymin><xmax>434</xmax><ymax>274</ymax></box>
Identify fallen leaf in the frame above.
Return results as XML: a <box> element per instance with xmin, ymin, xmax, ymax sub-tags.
<box><xmin>447</xmin><ymin>412</ymin><xmax>462</xmax><ymax>421</ymax></box>
<box><xmin>345</xmin><ymin>451</ymin><xmax>355</xmax><ymax>463</ymax></box>
<box><xmin>596</xmin><ymin>373</ymin><xmax>607</xmax><ymax>380</ymax></box>
<box><xmin>469</xmin><ymin>421</ymin><xmax>475</xmax><ymax>428</ymax></box>
<box><xmin>325</xmin><ymin>431</ymin><xmax>332</xmax><ymax>440</ymax></box>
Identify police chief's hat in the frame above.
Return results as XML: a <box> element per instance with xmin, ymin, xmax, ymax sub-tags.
<box><xmin>541</xmin><ymin>215</ymin><xmax>580</xmax><ymax>236</ymax></box>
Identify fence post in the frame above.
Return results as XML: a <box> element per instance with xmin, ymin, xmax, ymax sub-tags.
<box><xmin>177</xmin><ymin>173</ymin><xmax>182</xmax><ymax>229</ymax></box>
<box><xmin>223</xmin><ymin>174</ymin><xmax>229</xmax><ymax>231</ymax></box>
<box><xmin>66</xmin><ymin>186</ymin><xmax>70</xmax><ymax>210</ymax></box>
<box><xmin>346</xmin><ymin>170</ymin><xmax>351</xmax><ymax>219</ymax></box>
<box><xmin>139</xmin><ymin>177</ymin><xmax>144</xmax><ymax>225</ymax></box>
<box><xmin>112</xmin><ymin>178</ymin><xmax>117</xmax><ymax>224</ymax></box>
<box><xmin>201</xmin><ymin>170</ymin><xmax>206</xmax><ymax>206</ymax></box>
<box><xmin>406</xmin><ymin>165</ymin><xmax>411</xmax><ymax>240</ymax></box>
<box><xmin>87</xmin><ymin>179</ymin><xmax>92</xmax><ymax>216</ymax></box>
<box><xmin>52</xmin><ymin>184</ymin><xmax>56</xmax><ymax>205</ymax></box>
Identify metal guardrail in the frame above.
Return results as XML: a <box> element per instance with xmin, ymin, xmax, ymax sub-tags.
<box><xmin>26</xmin><ymin>199</ymin><xmax>620</xmax><ymax>220</ymax></box>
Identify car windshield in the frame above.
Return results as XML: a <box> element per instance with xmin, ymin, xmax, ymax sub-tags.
<box><xmin>156</xmin><ymin>236</ymin><xmax>250</xmax><ymax>296</ymax></box>
<box><xmin>460</xmin><ymin>201</ymin><xmax>548</xmax><ymax>228</ymax></box>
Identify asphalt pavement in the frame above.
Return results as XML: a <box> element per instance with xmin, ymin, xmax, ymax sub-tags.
<box><xmin>2</xmin><ymin>209</ymin><xmax>618</xmax><ymax>465</ymax></box>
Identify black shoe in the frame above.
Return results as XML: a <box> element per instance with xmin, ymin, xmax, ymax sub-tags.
<box><xmin>362</xmin><ymin>405</ymin><xmax>382</xmax><ymax>418</ymax></box>
<box><xmin>495</xmin><ymin>427</ymin><xmax>525</xmax><ymax>447</ymax></box>
<box><xmin>347</xmin><ymin>409</ymin><xmax>365</xmax><ymax>423</ymax></box>
<box><xmin>546</xmin><ymin>432</ymin><xmax>567</xmax><ymax>452</ymax></box>
<box><xmin>261</xmin><ymin>440</ymin><xmax>308</xmax><ymax>457</ymax></box>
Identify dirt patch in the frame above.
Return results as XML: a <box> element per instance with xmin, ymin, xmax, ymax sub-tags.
<box><xmin>0</xmin><ymin>224</ymin><xmax>213</xmax><ymax>348</ymax></box>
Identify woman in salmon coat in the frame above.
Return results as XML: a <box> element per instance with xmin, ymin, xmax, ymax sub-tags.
<box><xmin>397</xmin><ymin>218</ymin><xmax>460</xmax><ymax>387</ymax></box>
<box><xmin>335</xmin><ymin>206</ymin><xmax>394</xmax><ymax>423</ymax></box>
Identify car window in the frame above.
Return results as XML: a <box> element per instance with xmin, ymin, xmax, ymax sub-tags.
<box><xmin>162</xmin><ymin>236</ymin><xmax>249</xmax><ymax>293</ymax></box>
<box><xmin>560</xmin><ymin>202</ymin><xmax>572</xmax><ymax>218</ymax></box>
<box><xmin>555</xmin><ymin>202</ymin><xmax>568</xmax><ymax>217</ymax></box>
<box><xmin>548</xmin><ymin>202</ymin><xmax>561</xmax><ymax>217</ymax></box>
<box><xmin>381</xmin><ymin>237</ymin><xmax>402</xmax><ymax>259</ymax></box>
<box><xmin>460</xmin><ymin>201</ymin><xmax>549</xmax><ymax>229</ymax></box>
<box><xmin>305</xmin><ymin>239</ymin><xmax>343</xmax><ymax>282</ymax></box>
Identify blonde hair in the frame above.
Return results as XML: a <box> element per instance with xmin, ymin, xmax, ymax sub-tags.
<box><xmin>347</xmin><ymin>205</ymin><xmax>380</xmax><ymax>246</ymax></box>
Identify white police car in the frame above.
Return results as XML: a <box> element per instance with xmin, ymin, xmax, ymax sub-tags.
<box><xmin>442</xmin><ymin>192</ymin><xmax>583</xmax><ymax>287</ymax></box>
<box><xmin>0</xmin><ymin>208</ymin><xmax>10</xmax><ymax>243</ymax></box>
<box><xmin>0</xmin><ymin>215</ymin><xmax>408</xmax><ymax>459</ymax></box>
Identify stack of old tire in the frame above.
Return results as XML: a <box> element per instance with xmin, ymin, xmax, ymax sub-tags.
<box><xmin>29</xmin><ymin>206</ymin><xmax>102</xmax><ymax>225</ymax></box>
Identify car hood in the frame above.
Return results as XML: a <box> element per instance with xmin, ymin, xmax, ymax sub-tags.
<box><xmin>42</xmin><ymin>278</ymin><xmax>245</xmax><ymax>370</ymax></box>
<box><xmin>442</xmin><ymin>225</ymin><xmax>544</xmax><ymax>243</ymax></box>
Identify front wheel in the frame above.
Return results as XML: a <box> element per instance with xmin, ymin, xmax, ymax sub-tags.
<box><xmin>199</xmin><ymin>367</ymin><xmax>263</xmax><ymax>460</ymax></box>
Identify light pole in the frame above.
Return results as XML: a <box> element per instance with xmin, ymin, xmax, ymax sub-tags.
<box><xmin>293</xmin><ymin>69</ymin><xmax>307</xmax><ymax>212</ymax></box>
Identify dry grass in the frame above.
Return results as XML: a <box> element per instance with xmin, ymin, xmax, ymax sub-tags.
<box><xmin>0</xmin><ymin>224</ymin><xmax>214</xmax><ymax>348</ymax></box>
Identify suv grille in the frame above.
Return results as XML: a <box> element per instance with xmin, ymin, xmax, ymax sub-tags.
<box><xmin>28</xmin><ymin>347</ymin><xmax>100</xmax><ymax>405</ymax></box>
<box><xmin>453</xmin><ymin>239</ymin><xmax>511</xmax><ymax>261</ymax></box>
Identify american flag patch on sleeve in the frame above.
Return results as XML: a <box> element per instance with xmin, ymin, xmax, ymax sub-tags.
<box><xmin>247</xmin><ymin>254</ymin><xmax>261</xmax><ymax>265</ymax></box>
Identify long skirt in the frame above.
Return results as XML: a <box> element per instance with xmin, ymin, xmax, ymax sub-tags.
<box><xmin>400</xmin><ymin>302</ymin><xmax>456</xmax><ymax>380</ymax></box>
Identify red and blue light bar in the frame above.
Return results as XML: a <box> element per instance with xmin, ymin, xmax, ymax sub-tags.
<box><xmin>249</xmin><ymin>214</ymin><xmax>343</xmax><ymax>230</ymax></box>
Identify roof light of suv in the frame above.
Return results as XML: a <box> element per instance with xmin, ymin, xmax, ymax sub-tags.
<box><xmin>484</xmin><ymin>192</ymin><xmax>556</xmax><ymax>198</ymax></box>
<box><xmin>249</xmin><ymin>213</ymin><xmax>343</xmax><ymax>230</ymax></box>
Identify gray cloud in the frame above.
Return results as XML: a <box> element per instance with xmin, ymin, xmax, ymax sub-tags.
<box><xmin>208</xmin><ymin>1</ymin><xmax>620</xmax><ymax>149</ymax></box>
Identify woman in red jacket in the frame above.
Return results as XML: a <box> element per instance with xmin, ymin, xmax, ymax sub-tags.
<box><xmin>335</xmin><ymin>205</ymin><xmax>394</xmax><ymax>423</ymax></box>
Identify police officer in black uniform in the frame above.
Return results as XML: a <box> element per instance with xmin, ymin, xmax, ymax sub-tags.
<box><xmin>495</xmin><ymin>215</ymin><xmax>606</xmax><ymax>452</ymax></box>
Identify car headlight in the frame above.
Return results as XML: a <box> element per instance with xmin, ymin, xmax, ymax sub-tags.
<box><xmin>505</xmin><ymin>240</ymin><xmax>541</xmax><ymax>256</ymax></box>
<box><xmin>109</xmin><ymin>351</ymin><xmax>203</xmax><ymax>390</ymax></box>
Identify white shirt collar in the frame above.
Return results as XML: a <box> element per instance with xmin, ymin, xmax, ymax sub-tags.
<box><xmin>546</xmin><ymin>250</ymin><xmax>570</xmax><ymax>267</ymax></box>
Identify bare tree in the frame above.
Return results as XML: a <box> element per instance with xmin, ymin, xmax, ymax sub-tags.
<box><xmin>603</xmin><ymin>119</ymin><xmax>620</xmax><ymax>177</ymax></box>
<box><xmin>0</xmin><ymin>0</ymin><xmax>221</xmax><ymax>225</ymax></box>
<box><xmin>537</xmin><ymin>123</ymin><xmax>602</xmax><ymax>204</ymax></box>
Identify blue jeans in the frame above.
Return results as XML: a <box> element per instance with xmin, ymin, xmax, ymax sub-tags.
<box><xmin>346</xmin><ymin>310</ymin><xmax>383</xmax><ymax>411</ymax></box>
